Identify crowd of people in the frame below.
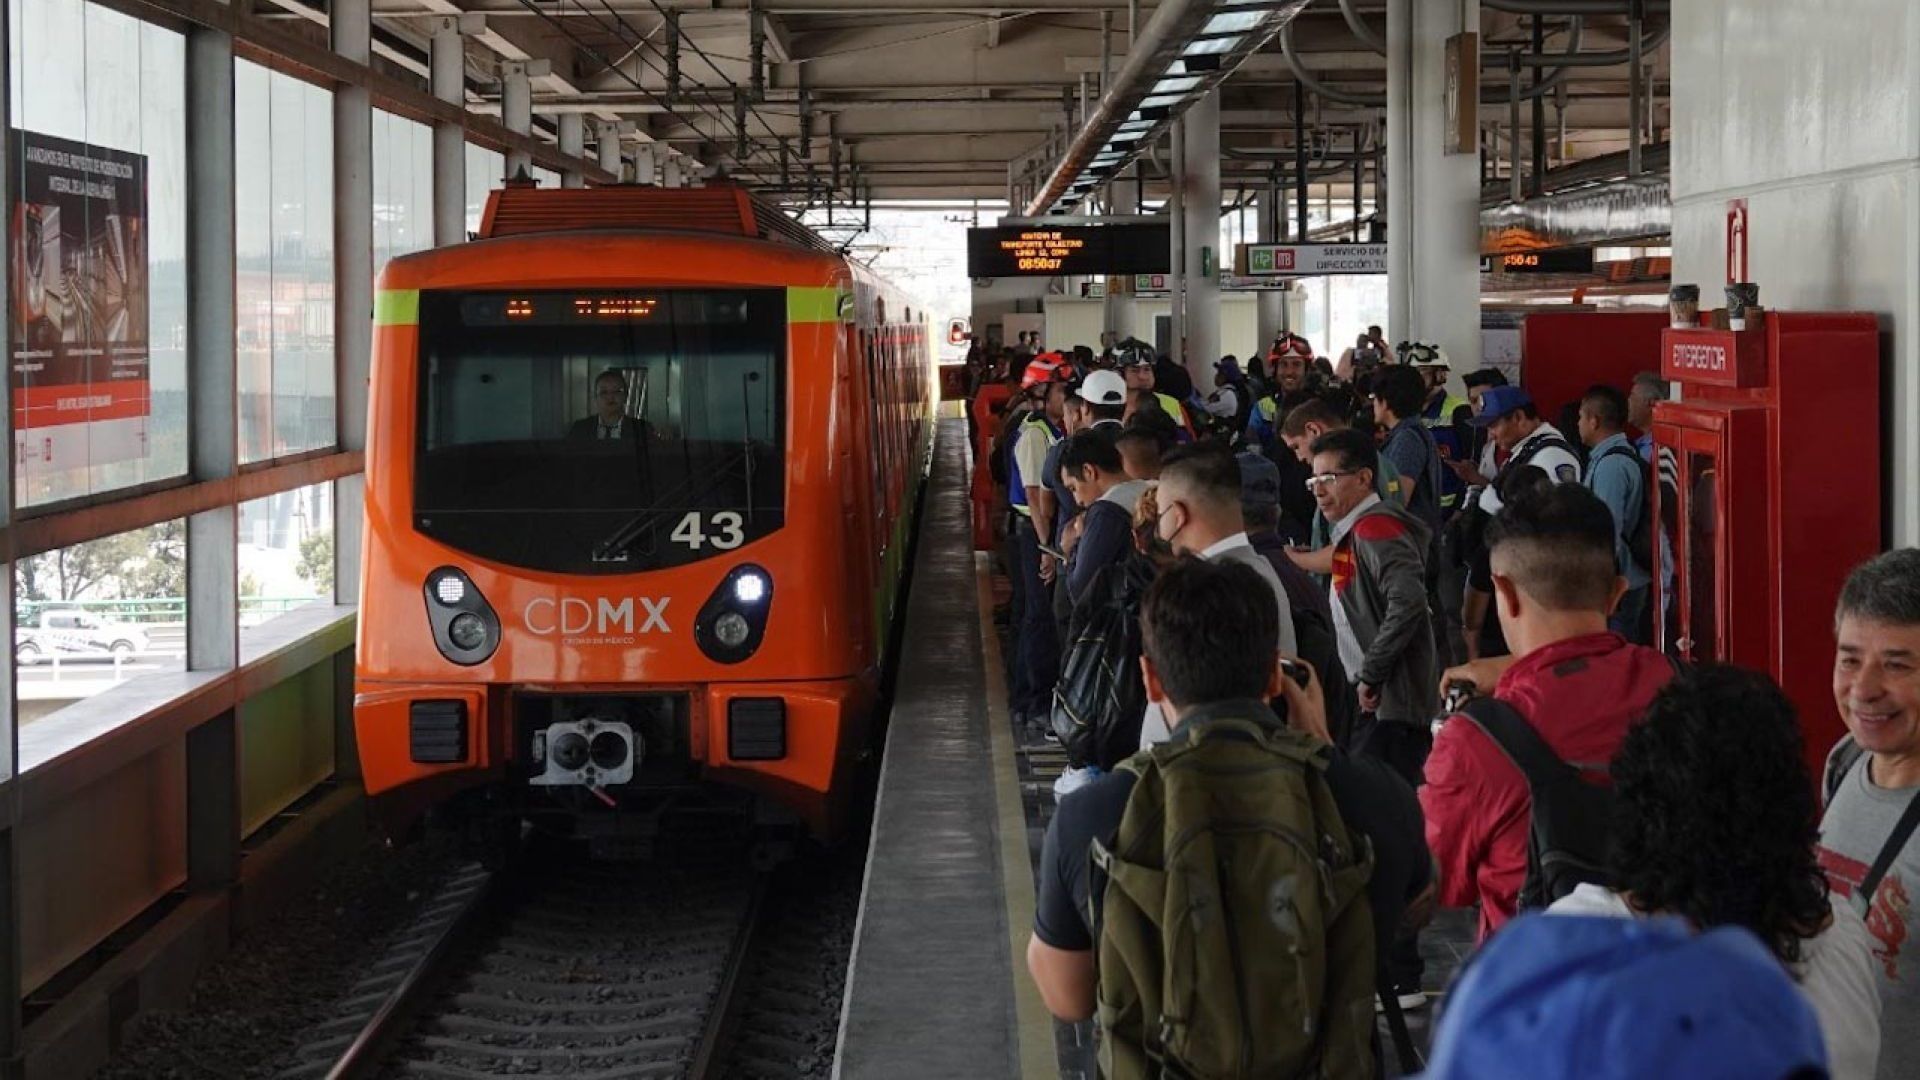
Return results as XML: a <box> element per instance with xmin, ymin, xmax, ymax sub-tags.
<box><xmin>959</xmin><ymin>328</ymin><xmax>1920</xmax><ymax>1078</ymax></box>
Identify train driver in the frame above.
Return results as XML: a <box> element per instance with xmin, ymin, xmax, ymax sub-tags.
<box><xmin>568</xmin><ymin>369</ymin><xmax>651</xmax><ymax>441</ymax></box>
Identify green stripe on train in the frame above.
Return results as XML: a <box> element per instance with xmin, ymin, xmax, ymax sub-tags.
<box><xmin>374</xmin><ymin>289</ymin><xmax>420</xmax><ymax>327</ymax></box>
<box><xmin>787</xmin><ymin>286</ymin><xmax>849</xmax><ymax>324</ymax></box>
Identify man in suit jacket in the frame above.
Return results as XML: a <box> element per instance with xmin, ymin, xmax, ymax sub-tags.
<box><xmin>568</xmin><ymin>369</ymin><xmax>650</xmax><ymax>441</ymax></box>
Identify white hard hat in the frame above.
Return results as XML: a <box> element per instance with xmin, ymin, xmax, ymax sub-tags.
<box><xmin>1078</xmin><ymin>369</ymin><xmax>1128</xmax><ymax>407</ymax></box>
<box><xmin>1408</xmin><ymin>342</ymin><xmax>1451</xmax><ymax>369</ymax></box>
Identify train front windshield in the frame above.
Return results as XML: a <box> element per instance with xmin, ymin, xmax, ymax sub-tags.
<box><xmin>412</xmin><ymin>288</ymin><xmax>786</xmax><ymax>575</ymax></box>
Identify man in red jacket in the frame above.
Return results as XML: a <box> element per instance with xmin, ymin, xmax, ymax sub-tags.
<box><xmin>1423</xmin><ymin>484</ymin><xmax>1673</xmax><ymax>942</ymax></box>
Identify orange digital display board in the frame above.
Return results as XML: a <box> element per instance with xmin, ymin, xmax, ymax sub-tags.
<box><xmin>966</xmin><ymin>223</ymin><xmax>1169</xmax><ymax>277</ymax></box>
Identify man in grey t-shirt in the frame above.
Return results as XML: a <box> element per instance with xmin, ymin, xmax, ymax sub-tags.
<box><xmin>1820</xmin><ymin>549</ymin><xmax>1920</xmax><ymax>1079</ymax></box>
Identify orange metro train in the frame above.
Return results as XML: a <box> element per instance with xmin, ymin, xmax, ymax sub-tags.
<box><xmin>352</xmin><ymin>183</ymin><xmax>935</xmax><ymax>857</ymax></box>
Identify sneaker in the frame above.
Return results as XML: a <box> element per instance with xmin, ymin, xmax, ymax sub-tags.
<box><xmin>1377</xmin><ymin>988</ymin><xmax>1428</xmax><ymax>1013</ymax></box>
<box><xmin>1052</xmin><ymin>765</ymin><xmax>1102</xmax><ymax>799</ymax></box>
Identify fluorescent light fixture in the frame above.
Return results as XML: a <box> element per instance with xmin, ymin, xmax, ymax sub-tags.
<box><xmin>1203</xmin><ymin>10</ymin><xmax>1266</xmax><ymax>35</ymax></box>
<box><xmin>1152</xmin><ymin>75</ymin><xmax>1203</xmax><ymax>94</ymax></box>
<box><xmin>1140</xmin><ymin>93</ymin><xmax>1185</xmax><ymax>108</ymax></box>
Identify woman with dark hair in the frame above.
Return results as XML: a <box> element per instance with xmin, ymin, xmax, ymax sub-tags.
<box><xmin>1549</xmin><ymin>664</ymin><xmax>1881</xmax><ymax>1079</ymax></box>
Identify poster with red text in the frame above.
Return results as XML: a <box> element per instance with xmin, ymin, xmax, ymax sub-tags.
<box><xmin>8</xmin><ymin>128</ymin><xmax>150</xmax><ymax>470</ymax></box>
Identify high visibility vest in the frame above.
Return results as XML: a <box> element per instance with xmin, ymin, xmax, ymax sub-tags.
<box><xmin>1007</xmin><ymin>414</ymin><xmax>1059</xmax><ymax>516</ymax></box>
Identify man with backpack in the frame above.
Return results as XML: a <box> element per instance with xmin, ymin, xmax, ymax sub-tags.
<box><xmin>1819</xmin><ymin>548</ymin><xmax>1920</xmax><ymax>1080</ymax></box>
<box><xmin>1424</xmin><ymin>484</ymin><xmax>1674</xmax><ymax>942</ymax></box>
<box><xmin>1449</xmin><ymin>385</ymin><xmax>1584</xmax><ymax>660</ymax></box>
<box><xmin>1027</xmin><ymin>558</ymin><xmax>1430</xmax><ymax>1078</ymax></box>
<box><xmin>1577</xmin><ymin>385</ymin><xmax>1653</xmax><ymax>644</ymax></box>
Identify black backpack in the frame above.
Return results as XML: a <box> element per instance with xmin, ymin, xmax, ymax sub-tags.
<box><xmin>1459</xmin><ymin>698</ymin><xmax>1616</xmax><ymax>909</ymax></box>
<box><xmin>1593</xmin><ymin>444</ymin><xmax>1655</xmax><ymax>574</ymax></box>
<box><xmin>1050</xmin><ymin>554</ymin><xmax>1154</xmax><ymax>771</ymax></box>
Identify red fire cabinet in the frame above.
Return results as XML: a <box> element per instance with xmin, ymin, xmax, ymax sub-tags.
<box><xmin>1653</xmin><ymin>311</ymin><xmax>1881</xmax><ymax>776</ymax></box>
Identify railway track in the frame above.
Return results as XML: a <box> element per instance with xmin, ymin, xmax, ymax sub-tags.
<box><xmin>276</xmin><ymin>854</ymin><xmax>768</xmax><ymax>1080</ymax></box>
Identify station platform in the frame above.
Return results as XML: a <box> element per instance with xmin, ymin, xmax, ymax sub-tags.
<box><xmin>835</xmin><ymin>418</ymin><xmax>1476</xmax><ymax>1079</ymax></box>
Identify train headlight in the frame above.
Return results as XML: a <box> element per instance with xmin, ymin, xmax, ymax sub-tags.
<box><xmin>448</xmin><ymin>612</ymin><xmax>487</xmax><ymax>651</ymax></box>
<box><xmin>432</xmin><ymin>573</ymin><xmax>467</xmax><ymax>606</ymax></box>
<box><xmin>695</xmin><ymin>564</ymin><xmax>773</xmax><ymax>664</ymax></box>
<box><xmin>733</xmin><ymin>572</ymin><xmax>768</xmax><ymax>605</ymax></box>
<box><xmin>422</xmin><ymin>566</ymin><xmax>501</xmax><ymax>666</ymax></box>
<box><xmin>714</xmin><ymin>611</ymin><xmax>751</xmax><ymax>648</ymax></box>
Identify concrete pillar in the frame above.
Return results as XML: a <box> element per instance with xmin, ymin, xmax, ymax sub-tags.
<box><xmin>598</xmin><ymin>120</ymin><xmax>623</xmax><ymax>177</ymax></box>
<box><xmin>430</xmin><ymin>16</ymin><xmax>478</xmax><ymax>246</ymax></box>
<box><xmin>558</xmin><ymin>114</ymin><xmax>585</xmax><ymax>187</ymax></box>
<box><xmin>1104</xmin><ymin>166</ymin><xmax>1139</xmax><ymax>338</ymax></box>
<box><xmin>186</xmin><ymin>26</ymin><xmax>238</xmax><ymax>675</ymax></box>
<box><xmin>1168</xmin><ymin>122</ymin><xmax>1185</xmax><ymax>363</ymax></box>
<box><xmin>501</xmin><ymin>62</ymin><xmax>533</xmax><ymax>179</ymax></box>
<box><xmin>1673</xmin><ymin>0</ymin><xmax>1918</xmax><ymax>540</ymax></box>
<box><xmin>333</xmin><ymin>0</ymin><xmax>372</xmax><ymax>606</ymax></box>
<box><xmin>1181</xmin><ymin>91</ymin><xmax>1221</xmax><ymax>390</ymax></box>
<box><xmin>1254</xmin><ymin>191</ymin><xmax>1285</xmax><ymax>349</ymax></box>
<box><xmin>635</xmin><ymin>143</ymin><xmax>659</xmax><ymax>185</ymax></box>
<box><xmin>1386</xmin><ymin>0</ymin><xmax>1481</xmax><ymax>370</ymax></box>
<box><xmin>662</xmin><ymin>154</ymin><xmax>683</xmax><ymax>188</ymax></box>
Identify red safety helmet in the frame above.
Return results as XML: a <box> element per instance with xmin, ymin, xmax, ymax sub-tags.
<box><xmin>1021</xmin><ymin>353</ymin><xmax>1070</xmax><ymax>390</ymax></box>
<box><xmin>1270</xmin><ymin>333</ymin><xmax>1314</xmax><ymax>361</ymax></box>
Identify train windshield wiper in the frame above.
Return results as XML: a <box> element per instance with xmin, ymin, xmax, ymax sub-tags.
<box><xmin>590</xmin><ymin>443</ymin><xmax>756</xmax><ymax>564</ymax></box>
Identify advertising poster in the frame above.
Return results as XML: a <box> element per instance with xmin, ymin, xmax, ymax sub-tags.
<box><xmin>8</xmin><ymin>128</ymin><xmax>150</xmax><ymax>469</ymax></box>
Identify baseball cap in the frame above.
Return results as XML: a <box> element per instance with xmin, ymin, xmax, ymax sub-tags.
<box><xmin>1418</xmin><ymin>914</ymin><xmax>1828</xmax><ymax>1080</ymax></box>
<box><xmin>1236</xmin><ymin>451</ymin><xmax>1281</xmax><ymax>513</ymax></box>
<box><xmin>1078</xmin><ymin>369</ymin><xmax>1127</xmax><ymax>407</ymax></box>
<box><xmin>1468</xmin><ymin>385</ymin><xmax>1534</xmax><ymax>427</ymax></box>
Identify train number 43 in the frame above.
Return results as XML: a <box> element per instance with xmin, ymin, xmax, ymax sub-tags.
<box><xmin>670</xmin><ymin>511</ymin><xmax>746</xmax><ymax>550</ymax></box>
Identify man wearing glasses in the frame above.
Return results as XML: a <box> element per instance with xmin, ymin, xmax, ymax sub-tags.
<box><xmin>1308</xmin><ymin>423</ymin><xmax>1440</xmax><ymax>1011</ymax></box>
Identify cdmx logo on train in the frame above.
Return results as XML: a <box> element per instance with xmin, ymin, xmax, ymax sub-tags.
<box><xmin>522</xmin><ymin>596</ymin><xmax>672</xmax><ymax>636</ymax></box>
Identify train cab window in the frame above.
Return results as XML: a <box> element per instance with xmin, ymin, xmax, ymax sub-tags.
<box><xmin>412</xmin><ymin>288</ymin><xmax>786</xmax><ymax>575</ymax></box>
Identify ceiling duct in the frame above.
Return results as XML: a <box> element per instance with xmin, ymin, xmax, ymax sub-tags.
<box><xmin>1020</xmin><ymin>0</ymin><xmax>1313</xmax><ymax>216</ymax></box>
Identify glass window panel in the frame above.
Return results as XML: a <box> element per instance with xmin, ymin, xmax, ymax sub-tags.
<box><xmin>237</xmin><ymin>481</ymin><xmax>334</xmax><ymax>629</ymax></box>
<box><xmin>13</xmin><ymin>520</ymin><xmax>186</xmax><ymax>735</ymax></box>
<box><xmin>373</xmin><ymin>109</ymin><xmax>433</xmax><ymax>273</ymax></box>
<box><xmin>465</xmin><ymin>143</ymin><xmax>502</xmax><ymax>238</ymax></box>
<box><xmin>235</xmin><ymin>62</ymin><xmax>335</xmax><ymax>465</ymax></box>
<box><xmin>8</xmin><ymin>0</ymin><xmax>188</xmax><ymax>507</ymax></box>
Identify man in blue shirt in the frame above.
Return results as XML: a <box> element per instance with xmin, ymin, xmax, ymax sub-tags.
<box><xmin>1577</xmin><ymin>385</ymin><xmax>1651</xmax><ymax>643</ymax></box>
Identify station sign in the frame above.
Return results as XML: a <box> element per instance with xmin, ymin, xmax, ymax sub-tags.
<box><xmin>1480</xmin><ymin>249</ymin><xmax>1597</xmax><ymax>275</ymax></box>
<box><xmin>966</xmin><ymin>223</ymin><xmax>1170</xmax><ymax>278</ymax></box>
<box><xmin>1236</xmin><ymin>242</ymin><xmax>1388</xmax><ymax>277</ymax></box>
<box><xmin>1134</xmin><ymin>273</ymin><xmax>1168</xmax><ymax>292</ymax></box>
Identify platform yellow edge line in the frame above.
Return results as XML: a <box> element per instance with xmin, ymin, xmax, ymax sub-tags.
<box><xmin>977</xmin><ymin>551</ymin><xmax>1060</xmax><ymax>1080</ymax></box>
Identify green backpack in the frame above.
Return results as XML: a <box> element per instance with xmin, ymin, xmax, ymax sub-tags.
<box><xmin>1090</xmin><ymin>716</ymin><xmax>1376</xmax><ymax>1079</ymax></box>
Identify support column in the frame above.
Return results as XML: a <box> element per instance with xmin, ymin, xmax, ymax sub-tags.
<box><xmin>1254</xmin><ymin>191</ymin><xmax>1284</xmax><ymax>350</ymax></box>
<box><xmin>1167</xmin><ymin>122</ymin><xmax>1185</xmax><ymax>364</ymax></box>
<box><xmin>0</xmin><ymin>0</ymin><xmax>20</xmax><ymax>1062</ymax></box>
<box><xmin>431</xmin><ymin>16</ymin><xmax>480</xmax><ymax>246</ymax></box>
<box><xmin>1181</xmin><ymin>91</ymin><xmax>1221</xmax><ymax>389</ymax></box>
<box><xmin>1104</xmin><ymin>167</ymin><xmax>1138</xmax><ymax>339</ymax></box>
<box><xmin>558</xmin><ymin>114</ymin><xmax>585</xmax><ymax>188</ymax></box>
<box><xmin>185</xmin><ymin>23</ymin><xmax>241</xmax><ymax>895</ymax></box>
<box><xmin>500</xmin><ymin>61</ymin><xmax>535</xmax><ymax>179</ymax></box>
<box><xmin>1385</xmin><ymin>0</ymin><xmax>1480</xmax><ymax>372</ymax></box>
<box><xmin>598</xmin><ymin>120</ymin><xmax>624</xmax><ymax>178</ymax></box>
<box><xmin>333</xmin><ymin>0</ymin><xmax>371</xmax><ymax>609</ymax></box>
